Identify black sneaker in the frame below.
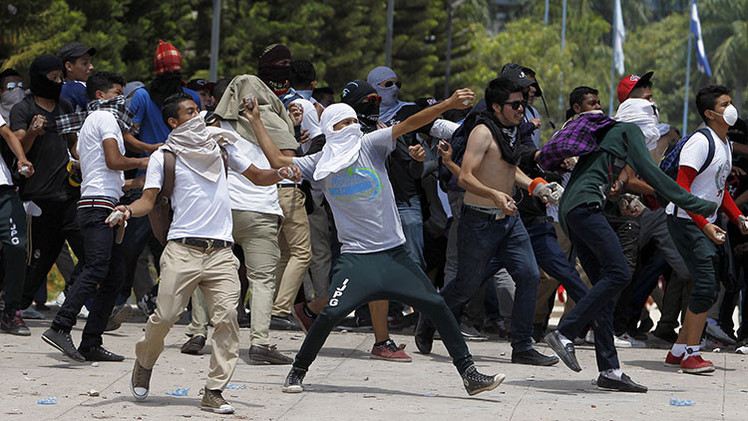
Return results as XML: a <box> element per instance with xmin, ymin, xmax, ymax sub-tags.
<box><xmin>544</xmin><ymin>330</ymin><xmax>581</xmax><ymax>372</ymax></box>
<box><xmin>180</xmin><ymin>334</ymin><xmax>206</xmax><ymax>355</ymax></box>
<box><xmin>461</xmin><ymin>365</ymin><xmax>505</xmax><ymax>396</ymax></box>
<box><xmin>137</xmin><ymin>293</ymin><xmax>157</xmax><ymax>318</ymax></box>
<box><xmin>42</xmin><ymin>328</ymin><xmax>85</xmax><ymax>362</ymax></box>
<box><xmin>282</xmin><ymin>367</ymin><xmax>307</xmax><ymax>393</ymax></box>
<box><xmin>237</xmin><ymin>307</ymin><xmax>250</xmax><ymax>328</ymax></box>
<box><xmin>1</xmin><ymin>311</ymin><xmax>30</xmax><ymax>336</ymax></box>
<box><xmin>596</xmin><ymin>373</ymin><xmax>648</xmax><ymax>393</ymax></box>
<box><xmin>414</xmin><ymin>313</ymin><xmax>435</xmax><ymax>354</ymax></box>
<box><xmin>511</xmin><ymin>348</ymin><xmax>559</xmax><ymax>366</ymax></box>
<box><xmin>460</xmin><ymin>322</ymin><xmax>488</xmax><ymax>341</ymax></box>
<box><xmin>79</xmin><ymin>345</ymin><xmax>125</xmax><ymax>362</ymax></box>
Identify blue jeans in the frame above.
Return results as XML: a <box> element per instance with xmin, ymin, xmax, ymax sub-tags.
<box><xmin>559</xmin><ymin>204</ymin><xmax>631</xmax><ymax>371</ymax></box>
<box><xmin>440</xmin><ymin>211</ymin><xmax>539</xmax><ymax>352</ymax></box>
<box><xmin>396</xmin><ymin>196</ymin><xmax>426</xmax><ymax>270</ymax></box>
<box><xmin>525</xmin><ymin>221</ymin><xmax>590</xmax><ymax>310</ymax></box>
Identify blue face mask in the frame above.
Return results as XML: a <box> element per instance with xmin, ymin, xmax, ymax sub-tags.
<box><xmin>376</xmin><ymin>84</ymin><xmax>399</xmax><ymax>108</ymax></box>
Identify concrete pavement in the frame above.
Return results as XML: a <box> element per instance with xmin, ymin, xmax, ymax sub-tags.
<box><xmin>2</xmin><ymin>313</ymin><xmax>747</xmax><ymax>420</ymax></box>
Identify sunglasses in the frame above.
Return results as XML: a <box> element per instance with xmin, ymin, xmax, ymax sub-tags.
<box><xmin>502</xmin><ymin>100</ymin><xmax>527</xmax><ymax>110</ymax></box>
<box><xmin>5</xmin><ymin>82</ymin><xmax>23</xmax><ymax>90</ymax></box>
<box><xmin>382</xmin><ymin>80</ymin><xmax>401</xmax><ymax>88</ymax></box>
<box><xmin>363</xmin><ymin>94</ymin><xmax>382</xmax><ymax>104</ymax></box>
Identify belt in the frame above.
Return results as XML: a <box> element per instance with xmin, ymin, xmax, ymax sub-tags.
<box><xmin>462</xmin><ymin>205</ymin><xmax>506</xmax><ymax>221</ymax></box>
<box><xmin>278</xmin><ymin>183</ymin><xmax>297</xmax><ymax>188</ymax></box>
<box><xmin>77</xmin><ymin>197</ymin><xmax>117</xmax><ymax>210</ymax></box>
<box><xmin>174</xmin><ymin>237</ymin><xmax>233</xmax><ymax>251</ymax></box>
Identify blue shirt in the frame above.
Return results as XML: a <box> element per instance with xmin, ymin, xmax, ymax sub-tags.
<box><xmin>128</xmin><ymin>87</ymin><xmax>202</xmax><ymax>145</ymax></box>
<box><xmin>61</xmin><ymin>81</ymin><xmax>89</xmax><ymax>112</ymax></box>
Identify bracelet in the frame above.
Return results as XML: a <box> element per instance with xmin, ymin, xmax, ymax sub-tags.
<box><xmin>277</xmin><ymin>168</ymin><xmax>286</xmax><ymax>179</ymax></box>
<box><xmin>125</xmin><ymin>205</ymin><xmax>133</xmax><ymax>218</ymax></box>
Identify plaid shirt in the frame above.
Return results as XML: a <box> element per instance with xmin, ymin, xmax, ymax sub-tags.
<box><xmin>56</xmin><ymin>96</ymin><xmax>134</xmax><ymax>135</ymax></box>
<box><xmin>536</xmin><ymin>111</ymin><xmax>617</xmax><ymax>172</ymax></box>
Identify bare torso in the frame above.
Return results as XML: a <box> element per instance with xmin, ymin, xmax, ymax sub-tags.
<box><xmin>463</xmin><ymin>125</ymin><xmax>516</xmax><ymax>207</ymax></box>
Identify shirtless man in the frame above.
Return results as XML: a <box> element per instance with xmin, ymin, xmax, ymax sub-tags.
<box><xmin>415</xmin><ymin>77</ymin><xmax>561</xmax><ymax>365</ymax></box>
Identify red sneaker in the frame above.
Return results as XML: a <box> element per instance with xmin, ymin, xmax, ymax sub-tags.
<box><xmin>371</xmin><ymin>339</ymin><xmax>412</xmax><ymax>362</ymax></box>
<box><xmin>291</xmin><ymin>302</ymin><xmax>315</xmax><ymax>334</ymax></box>
<box><xmin>665</xmin><ymin>351</ymin><xmax>683</xmax><ymax>367</ymax></box>
<box><xmin>681</xmin><ymin>355</ymin><xmax>715</xmax><ymax>374</ymax></box>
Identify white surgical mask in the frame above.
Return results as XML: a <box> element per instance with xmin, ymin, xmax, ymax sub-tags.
<box><xmin>712</xmin><ymin>104</ymin><xmax>739</xmax><ymax>126</ymax></box>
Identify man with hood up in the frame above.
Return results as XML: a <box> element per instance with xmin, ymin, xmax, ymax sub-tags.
<box><xmin>248</xmin><ymin>87</ymin><xmax>506</xmax><ymax>397</ymax></box>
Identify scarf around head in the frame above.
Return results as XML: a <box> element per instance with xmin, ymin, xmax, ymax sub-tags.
<box><xmin>614</xmin><ymin>98</ymin><xmax>660</xmax><ymax>150</ymax></box>
<box><xmin>213</xmin><ymin>75</ymin><xmax>298</xmax><ymax>151</ymax></box>
<box><xmin>313</xmin><ymin>103</ymin><xmax>362</xmax><ymax>181</ymax></box>
<box><xmin>367</xmin><ymin>66</ymin><xmax>413</xmax><ymax>124</ymax></box>
<box><xmin>291</xmin><ymin>98</ymin><xmax>322</xmax><ymax>140</ymax></box>
<box><xmin>162</xmin><ymin>115</ymin><xmax>238</xmax><ymax>183</ymax></box>
<box><xmin>258</xmin><ymin>44</ymin><xmax>291</xmax><ymax>95</ymax></box>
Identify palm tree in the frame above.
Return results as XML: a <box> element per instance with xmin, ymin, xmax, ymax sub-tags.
<box><xmin>700</xmin><ymin>0</ymin><xmax>748</xmax><ymax>110</ymax></box>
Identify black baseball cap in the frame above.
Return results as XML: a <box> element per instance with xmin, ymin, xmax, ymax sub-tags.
<box><xmin>57</xmin><ymin>42</ymin><xmax>96</xmax><ymax>63</ymax></box>
<box><xmin>186</xmin><ymin>79</ymin><xmax>215</xmax><ymax>93</ymax></box>
<box><xmin>500</xmin><ymin>63</ymin><xmax>534</xmax><ymax>89</ymax></box>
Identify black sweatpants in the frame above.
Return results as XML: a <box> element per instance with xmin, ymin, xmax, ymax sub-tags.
<box><xmin>293</xmin><ymin>245</ymin><xmax>473</xmax><ymax>373</ymax></box>
<box><xmin>0</xmin><ymin>186</ymin><xmax>28</xmax><ymax>313</ymax></box>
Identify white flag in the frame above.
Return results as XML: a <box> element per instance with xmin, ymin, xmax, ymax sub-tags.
<box><xmin>612</xmin><ymin>0</ymin><xmax>625</xmax><ymax>75</ymax></box>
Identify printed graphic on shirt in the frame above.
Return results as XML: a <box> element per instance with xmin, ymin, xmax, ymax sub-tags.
<box><xmin>715</xmin><ymin>161</ymin><xmax>728</xmax><ymax>196</ymax></box>
<box><xmin>327</xmin><ymin>167</ymin><xmax>381</xmax><ymax>202</ymax></box>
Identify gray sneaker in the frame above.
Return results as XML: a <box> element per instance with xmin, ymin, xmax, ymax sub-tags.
<box><xmin>42</xmin><ymin>328</ymin><xmax>85</xmax><ymax>361</ymax></box>
<box><xmin>460</xmin><ymin>322</ymin><xmax>488</xmax><ymax>341</ymax></box>
<box><xmin>130</xmin><ymin>360</ymin><xmax>152</xmax><ymax>401</ymax></box>
<box><xmin>201</xmin><ymin>388</ymin><xmax>235</xmax><ymax>414</ymax></box>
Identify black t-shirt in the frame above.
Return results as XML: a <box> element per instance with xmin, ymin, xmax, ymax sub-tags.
<box><xmin>8</xmin><ymin>96</ymin><xmax>77</xmax><ymax>202</ymax></box>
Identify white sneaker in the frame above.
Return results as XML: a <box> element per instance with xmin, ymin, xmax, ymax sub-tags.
<box><xmin>78</xmin><ymin>306</ymin><xmax>89</xmax><ymax>319</ymax></box>
<box><xmin>54</xmin><ymin>292</ymin><xmax>66</xmax><ymax>306</ymax></box>
<box><xmin>585</xmin><ymin>329</ymin><xmax>595</xmax><ymax>344</ymax></box>
<box><xmin>615</xmin><ymin>333</ymin><xmax>645</xmax><ymax>348</ymax></box>
<box><xmin>736</xmin><ymin>345</ymin><xmax>748</xmax><ymax>355</ymax></box>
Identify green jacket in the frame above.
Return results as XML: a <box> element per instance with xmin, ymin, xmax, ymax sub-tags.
<box><xmin>559</xmin><ymin>123</ymin><xmax>718</xmax><ymax>232</ymax></box>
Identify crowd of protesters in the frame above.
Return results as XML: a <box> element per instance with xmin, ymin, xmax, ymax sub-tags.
<box><xmin>0</xmin><ymin>38</ymin><xmax>746</xmax><ymax>414</ymax></box>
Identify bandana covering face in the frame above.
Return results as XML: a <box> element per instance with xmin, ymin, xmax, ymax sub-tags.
<box><xmin>367</xmin><ymin>66</ymin><xmax>414</xmax><ymax>124</ymax></box>
<box><xmin>163</xmin><ymin>115</ymin><xmax>237</xmax><ymax>183</ymax></box>
<box><xmin>614</xmin><ymin>98</ymin><xmax>660</xmax><ymax>150</ymax></box>
<box><xmin>341</xmin><ymin>80</ymin><xmax>379</xmax><ymax>132</ymax></box>
<box><xmin>258</xmin><ymin>44</ymin><xmax>292</xmax><ymax>96</ymax></box>
<box><xmin>313</xmin><ymin>103</ymin><xmax>362</xmax><ymax>181</ymax></box>
<box><xmin>56</xmin><ymin>95</ymin><xmax>135</xmax><ymax>135</ymax></box>
<box><xmin>0</xmin><ymin>88</ymin><xmax>25</xmax><ymax>122</ymax></box>
<box><xmin>29</xmin><ymin>54</ymin><xmax>64</xmax><ymax>100</ymax></box>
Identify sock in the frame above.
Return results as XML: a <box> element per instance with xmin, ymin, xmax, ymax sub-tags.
<box><xmin>374</xmin><ymin>338</ymin><xmax>391</xmax><ymax>347</ymax></box>
<box><xmin>670</xmin><ymin>344</ymin><xmax>687</xmax><ymax>357</ymax></box>
<box><xmin>600</xmin><ymin>368</ymin><xmax>623</xmax><ymax>381</ymax></box>
<box><xmin>302</xmin><ymin>303</ymin><xmax>317</xmax><ymax>318</ymax></box>
<box><xmin>683</xmin><ymin>345</ymin><xmax>700</xmax><ymax>360</ymax></box>
<box><xmin>558</xmin><ymin>332</ymin><xmax>572</xmax><ymax>347</ymax></box>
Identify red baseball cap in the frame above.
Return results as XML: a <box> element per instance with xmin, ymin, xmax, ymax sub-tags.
<box><xmin>154</xmin><ymin>40</ymin><xmax>182</xmax><ymax>75</ymax></box>
<box><xmin>617</xmin><ymin>71</ymin><xmax>653</xmax><ymax>103</ymax></box>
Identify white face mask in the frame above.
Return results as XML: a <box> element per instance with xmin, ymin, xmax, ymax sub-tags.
<box><xmin>712</xmin><ymin>104</ymin><xmax>738</xmax><ymax>126</ymax></box>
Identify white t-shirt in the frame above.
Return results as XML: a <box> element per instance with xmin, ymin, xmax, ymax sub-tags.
<box><xmin>144</xmin><ymin>144</ymin><xmax>253</xmax><ymax>241</ymax></box>
<box><xmin>666</xmin><ymin>126</ymin><xmax>732</xmax><ymax>223</ymax></box>
<box><xmin>77</xmin><ymin>110</ymin><xmax>125</xmax><ymax>199</ymax></box>
<box><xmin>219</xmin><ymin>121</ymin><xmax>282</xmax><ymax>216</ymax></box>
<box><xmin>0</xmin><ymin>115</ymin><xmax>14</xmax><ymax>186</ymax></box>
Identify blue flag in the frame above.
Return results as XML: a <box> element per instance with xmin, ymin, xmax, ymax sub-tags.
<box><xmin>690</xmin><ymin>0</ymin><xmax>712</xmax><ymax>77</ymax></box>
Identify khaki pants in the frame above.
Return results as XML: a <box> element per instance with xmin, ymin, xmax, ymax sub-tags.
<box><xmin>273</xmin><ymin>186</ymin><xmax>312</xmax><ymax>316</ymax></box>
<box><xmin>135</xmin><ymin>241</ymin><xmax>240</xmax><ymax>391</ymax></box>
<box><xmin>232</xmin><ymin>210</ymin><xmax>281</xmax><ymax>346</ymax></box>
<box><xmin>185</xmin><ymin>288</ymin><xmax>210</xmax><ymax>338</ymax></box>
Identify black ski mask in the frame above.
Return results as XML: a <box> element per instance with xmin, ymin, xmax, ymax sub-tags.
<box><xmin>258</xmin><ymin>44</ymin><xmax>292</xmax><ymax>95</ymax></box>
<box><xmin>341</xmin><ymin>80</ymin><xmax>380</xmax><ymax>132</ymax></box>
<box><xmin>29</xmin><ymin>54</ymin><xmax>64</xmax><ymax>100</ymax></box>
